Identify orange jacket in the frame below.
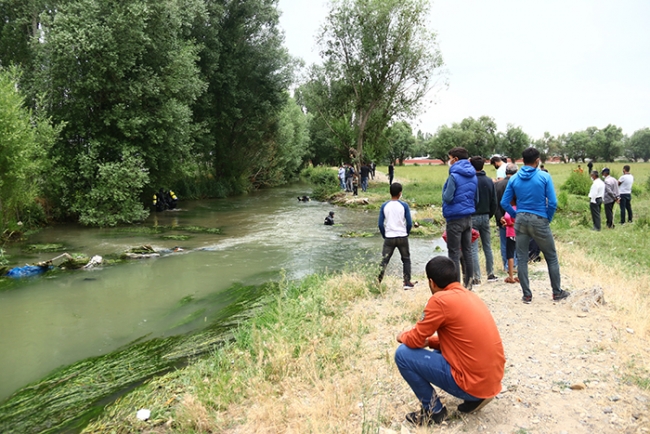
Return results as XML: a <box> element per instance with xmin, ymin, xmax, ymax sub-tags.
<box><xmin>400</xmin><ymin>282</ymin><xmax>505</xmax><ymax>398</ymax></box>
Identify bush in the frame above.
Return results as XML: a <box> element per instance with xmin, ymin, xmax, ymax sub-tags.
<box><xmin>301</xmin><ymin>167</ymin><xmax>339</xmax><ymax>200</ymax></box>
<box><xmin>561</xmin><ymin>171</ymin><xmax>591</xmax><ymax>195</ymax></box>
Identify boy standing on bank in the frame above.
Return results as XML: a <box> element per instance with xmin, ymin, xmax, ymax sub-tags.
<box><xmin>395</xmin><ymin>256</ymin><xmax>505</xmax><ymax>426</ymax></box>
<box><xmin>378</xmin><ymin>183</ymin><xmax>415</xmax><ymax>289</ymax></box>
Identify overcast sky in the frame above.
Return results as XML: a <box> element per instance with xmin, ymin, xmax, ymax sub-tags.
<box><xmin>277</xmin><ymin>0</ymin><xmax>650</xmax><ymax>139</ymax></box>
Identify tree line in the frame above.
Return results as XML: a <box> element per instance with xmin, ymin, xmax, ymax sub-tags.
<box><xmin>0</xmin><ymin>0</ymin><xmax>310</xmax><ymax>227</ymax></box>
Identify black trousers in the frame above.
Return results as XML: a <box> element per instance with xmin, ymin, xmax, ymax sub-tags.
<box><xmin>590</xmin><ymin>198</ymin><xmax>602</xmax><ymax>230</ymax></box>
<box><xmin>378</xmin><ymin>236</ymin><xmax>411</xmax><ymax>283</ymax></box>
<box><xmin>604</xmin><ymin>201</ymin><xmax>615</xmax><ymax>228</ymax></box>
<box><xmin>619</xmin><ymin>194</ymin><xmax>633</xmax><ymax>223</ymax></box>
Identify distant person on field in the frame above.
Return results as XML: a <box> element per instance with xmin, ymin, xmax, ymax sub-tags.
<box><xmin>338</xmin><ymin>165</ymin><xmax>346</xmax><ymax>190</ymax></box>
<box><xmin>587</xmin><ymin>160</ymin><xmax>593</xmax><ymax>173</ymax></box>
<box><xmin>490</xmin><ymin>156</ymin><xmax>506</xmax><ymax>182</ymax></box>
<box><xmin>602</xmin><ymin>167</ymin><xmax>620</xmax><ymax>229</ymax></box>
<box><xmin>588</xmin><ymin>170</ymin><xmax>604</xmax><ymax>231</ymax></box>
<box><xmin>345</xmin><ymin>164</ymin><xmax>355</xmax><ymax>192</ymax></box>
<box><xmin>324</xmin><ymin>211</ymin><xmax>335</xmax><ymax>226</ymax></box>
<box><xmin>443</xmin><ymin>147</ymin><xmax>477</xmax><ymax>289</ymax></box>
<box><xmin>388</xmin><ymin>162</ymin><xmax>395</xmax><ymax>185</ymax></box>
<box><xmin>469</xmin><ymin>156</ymin><xmax>498</xmax><ymax>286</ymax></box>
<box><xmin>618</xmin><ymin>165</ymin><xmax>634</xmax><ymax>224</ymax></box>
<box><xmin>501</xmin><ymin>147</ymin><xmax>570</xmax><ymax>303</ymax></box>
<box><xmin>370</xmin><ymin>162</ymin><xmax>376</xmax><ymax>179</ymax></box>
<box><xmin>378</xmin><ymin>183</ymin><xmax>415</xmax><ymax>289</ymax></box>
<box><xmin>494</xmin><ymin>163</ymin><xmax>518</xmax><ymax>272</ymax></box>
<box><xmin>539</xmin><ymin>164</ymin><xmax>548</xmax><ymax>172</ymax></box>
<box><xmin>395</xmin><ymin>256</ymin><xmax>505</xmax><ymax>426</ymax></box>
<box><xmin>360</xmin><ymin>163</ymin><xmax>371</xmax><ymax>192</ymax></box>
<box><xmin>575</xmin><ymin>165</ymin><xmax>583</xmax><ymax>174</ymax></box>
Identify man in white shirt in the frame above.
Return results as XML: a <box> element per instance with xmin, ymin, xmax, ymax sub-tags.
<box><xmin>490</xmin><ymin>156</ymin><xmax>507</xmax><ymax>182</ymax></box>
<box><xmin>618</xmin><ymin>165</ymin><xmax>634</xmax><ymax>225</ymax></box>
<box><xmin>602</xmin><ymin>168</ymin><xmax>620</xmax><ymax>229</ymax></box>
<box><xmin>378</xmin><ymin>183</ymin><xmax>415</xmax><ymax>289</ymax></box>
<box><xmin>588</xmin><ymin>171</ymin><xmax>605</xmax><ymax>231</ymax></box>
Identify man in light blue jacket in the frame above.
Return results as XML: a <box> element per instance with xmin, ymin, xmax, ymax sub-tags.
<box><xmin>501</xmin><ymin>147</ymin><xmax>570</xmax><ymax>304</ymax></box>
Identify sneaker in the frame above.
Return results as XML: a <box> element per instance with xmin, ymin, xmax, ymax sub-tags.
<box><xmin>487</xmin><ymin>274</ymin><xmax>499</xmax><ymax>282</ymax></box>
<box><xmin>458</xmin><ymin>397</ymin><xmax>493</xmax><ymax>413</ymax></box>
<box><xmin>522</xmin><ymin>295</ymin><xmax>532</xmax><ymax>304</ymax></box>
<box><xmin>553</xmin><ymin>289</ymin><xmax>570</xmax><ymax>301</ymax></box>
<box><xmin>403</xmin><ymin>281</ymin><xmax>417</xmax><ymax>290</ymax></box>
<box><xmin>472</xmin><ymin>278</ymin><xmax>481</xmax><ymax>286</ymax></box>
<box><xmin>405</xmin><ymin>406</ymin><xmax>448</xmax><ymax>426</ymax></box>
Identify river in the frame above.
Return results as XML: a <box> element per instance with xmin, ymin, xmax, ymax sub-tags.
<box><xmin>0</xmin><ymin>183</ymin><xmax>444</xmax><ymax>405</ymax></box>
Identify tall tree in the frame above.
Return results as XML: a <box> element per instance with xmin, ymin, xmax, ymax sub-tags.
<box><xmin>497</xmin><ymin>124</ymin><xmax>530</xmax><ymax>161</ymax></box>
<box><xmin>315</xmin><ymin>0</ymin><xmax>445</xmax><ymax>165</ymax></box>
<box><xmin>386</xmin><ymin>121</ymin><xmax>415</xmax><ymax>164</ymax></box>
<box><xmin>191</xmin><ymin>0</ymin><xmax>293</xmax><ymax>190</ymax></box>
<box><xmin>627</xmin><ymin>128</ymin><xmax>650</xmax><ymax>162</ymax></box>
<box><xmin>35</xmin><ymin>0</ymin><xmax>207</xmax><ymax>225</ymax></box>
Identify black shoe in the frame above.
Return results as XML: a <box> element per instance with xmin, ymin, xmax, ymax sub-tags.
<box><xmin>405</xmin><ymin>406</ymin><xmax>447</xmax><ymax>426</ymax></box>
<box><xmin>472</xmin><ymin>278</ymin><xmax>481</xmax><ymax>286</ymax></box>
<box><xmin>458</xmin><ymin>397</ymin><xmax>493</xmax><ymax>413</ymax></box>
<box><xmin>522</xmin><ymin>295</ymin><xmax>532</xmax><ymax>304</ymax></box>
<box><xmin>487</xmin><ymin>274</ymin><xmax>499</xmax><ymax>282</ymax></box>
<box><xmin>403</xmin><ymin>281</ymin><xmax>417</xmax><ymax>290</ymax></box>
<box><xmin>553</xmin><ymin>290</ymin><xmax>570</xmax><ymax>301</ymax></box>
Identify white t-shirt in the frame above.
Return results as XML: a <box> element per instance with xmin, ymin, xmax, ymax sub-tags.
<box><xmin>496</xmin><ymin>164</ymin><xmax>507</xmax><ymax>179</ymax></box>
<box><xmin>588</xmin><ymin>178</ymin><xmax>605</xmax><ymax>203</ymax></box>
<box><xmin>619</xmin><ymin>173</ymin><xmax>634</xmax><ymax>194</ymax></box>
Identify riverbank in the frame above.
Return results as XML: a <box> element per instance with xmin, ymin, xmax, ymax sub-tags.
<box><xmin>82</xmin><ymin>238</ymin><xmax>650</xmax><ymax>433</ymax></box>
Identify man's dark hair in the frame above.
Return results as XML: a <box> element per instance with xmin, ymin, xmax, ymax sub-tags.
<box><xmin>624</xmin><ymin>165</ymin><xmax>630</xmax><ymax>172</ymax></box>
<box><xmin>470</xmin><ymin>156</ymin><xmax>484</xmax><ymax>171</ymax></box>
<box><xmin>425</xmin><ymin>256</ymin><xmax>458</xmax><ymax>288</ymax></box>
<box><xmin>501</xmin><ymin>157</ymin><xmax>508</xmax><ymax>163</ymax></box>
<box><xmin>490</xmin><ymin>156</ymin><xmax>501</xmax><ymax>165</ymax></box>
<box><xmin>522</xmin><ymin>147</ymin><xmax>540</xmax><ymax>165</ymax></box>
<box><xmin>390</xmin><ymin>182</ymin><xmax>402</xmax><ymax>197</ymax></box>
<box><xmin>448</xmin><ymin>147</ymin><xmax>469</xmax><ymax>160</ymax></box>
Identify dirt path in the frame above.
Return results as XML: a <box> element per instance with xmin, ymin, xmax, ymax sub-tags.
<box><xmin>354</xmin><ymin>261</ymin><xmax>650</xmax><ymax>434</ymax></box>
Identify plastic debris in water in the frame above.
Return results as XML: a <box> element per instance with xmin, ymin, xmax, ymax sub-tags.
<box><xmin>136</xmin><ymin>409</ymin><xmax>151</xmax><ymax>421</ymax></box>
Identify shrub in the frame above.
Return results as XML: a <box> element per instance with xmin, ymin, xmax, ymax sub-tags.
<box><xmin>561</xmin><ymin>171</ymin><xmax>591</xmax><ymax>195</ymax></box>
<box><xmin>301</xmin><ymin>167</ymin><xmax>339</xmax><ymax>200</ymax></box>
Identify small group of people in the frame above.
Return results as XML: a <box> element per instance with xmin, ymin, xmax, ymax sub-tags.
<box><xmin>376</xmin><ymin>181</ymin><xmax>505</xmax><ymax>426</ymax></box>
<box><xmin>338</xmin><ymin>162</ymin><xmax>376</xmax><ymax>195</ymax></box>
<box><xmin>588</xmin><ymin>165</ymin><xmax>634</xmax><ymax>230</ymax></box>
<box><xmin>153</xmin><ymin>188</ymin><xmax>178</xmax><ymax>212</ymax></box>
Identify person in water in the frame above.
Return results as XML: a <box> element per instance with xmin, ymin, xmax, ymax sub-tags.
<box><xmin>324</xmin><ymin>211</ymin><xmax>335</xmax><ymax>225</ymax></box>
<box><xmin>153</xmin><ymin>188</ymin><xmax>168</xmax><ymax>212</ymax></box>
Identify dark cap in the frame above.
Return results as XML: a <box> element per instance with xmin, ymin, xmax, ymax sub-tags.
<box><xmin>329</xmin><ymin>211</ymin><xmax>335</xmax><ymax>216</ymax></box>
<box><xmin>601</xmin><ymin>167</ymin><xmax>610</xmax><ymax>174</ymax></box>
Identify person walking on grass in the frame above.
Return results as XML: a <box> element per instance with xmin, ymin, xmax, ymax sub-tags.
<box><xmin>360</xmin><ymin>162</ymin><xmax>371</xmax><ymax>192</ymax></box>
<box><xmin>588</xmin><ymin>170</ymin><xmax>604</xmax><ymax>231</ymax></box>
<box><xmin>443</xmin><ymin>147</ymin><xmax>477</xmax><ymax>289</ymax></box>
<box><xmin>388</xmin><ymin>162</ymin><xmax>395</xmax><ymax>185</ymax></box>
<box><xmin>395</xmin><ymin>256</ymin><xmax>505</xmax><ymax>426</ymax></box>
<box><xmin>602</xmin><ymin>167</ymin><xmax>620</xmax><ymax>229</ymax></box>
<box><xmin>378</xmin><ymin>183</ymin><xmax>415</xmax><ymax>289</ymax></box>
<box><xmin>501</xmin><ymin>147</ymin><xmax>570</xmax><ymax>303</ymax></box>
<box><xmin>469</xmin><ymin>156</ymin><xmax>498</xmax><ymax>286</ymax></box>
<box><xmin>618</xmin><ymin>165</ymin><xmax>634</xmax><ymax>225</ymax></box>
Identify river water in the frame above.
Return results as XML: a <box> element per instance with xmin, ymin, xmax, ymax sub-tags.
<box><xmin>0</xmin><ymin>183</ymin><xmax>444</xmax><ymax>402</ymax></box>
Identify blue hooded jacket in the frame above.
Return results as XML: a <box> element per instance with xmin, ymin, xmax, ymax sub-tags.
<box><xmin>442</xmin><ymin>159</ymin><xmax>478</xmax><ymax>220</ymax></box>
<box><xmin>501</xmin><ymin>165</ymin><xmax>557</xmax><ymax>221</ymax></box>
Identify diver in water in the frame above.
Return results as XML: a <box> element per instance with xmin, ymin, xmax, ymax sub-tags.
<box><xmin>153</xmin><ymin>188</ymin><xmax>168</xmax><ymax>212</ymax></box>
<box><xmin>167</xmin><ymin>190</ymin><xmax>178</xmax><ymax>210</ymax></box>
<box><xmin>297</xmin><ymin>195</ymin><xmax>310</xmax><ymax>202</ymax></box>
<box><xmin>324</xmin><ymin>211</ymin><xmax>335</xmax><ymax>226</ymax></box>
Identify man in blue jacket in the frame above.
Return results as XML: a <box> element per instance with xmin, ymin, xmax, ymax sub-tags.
<box><xmin>443</xmin><ymin>147</ymin><xmax>478</xmax><ymax>289</ymax></box>
<box><xmin>500</xmin><ymin>147</ymin><xmax>570</xmax><ymax>304</ymax></box>
<box><xmin>378</xmin><ymin>183</ymin><xmax>415</xmax><ymax>289</ymax></box>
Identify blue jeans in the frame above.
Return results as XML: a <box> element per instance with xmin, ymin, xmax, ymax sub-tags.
<box><xmin>445</xmin><ymin>216</ymin><xmax>473</xmax><ymax>287</ymax></box>
<box><xmin>619</xmin><ymin>193</ymin><xmax>632</xmax><ymax>223</ymax></box>
<box><xmin>361</xmin><ymin>177</ymin><xmax>368</xmax><ymax>192</ymax></box>
<box><xmin>395</xmin><ymin>345</ymin><xmax>480</xmax><ymax>410</ymax></box>
<box><xmin>471</xmin><ymin>214</ymin><xmax>494</xmax><ymax>280</ymax></box>
<box><xmin>514</xmin><ymin>212</ymin><xmax>562</xmax><ymax>299</ymax></box>
<box><xmin>499</xmin><ymin>226</ymin><xmax>517</xmax><ymax>271</ymax></box>
<box><xmin>339</xmin><ymin>177</ymin><xmax>345</xmax><ymax>189</ymax></box>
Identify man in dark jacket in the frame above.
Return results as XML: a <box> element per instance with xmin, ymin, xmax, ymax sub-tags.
<box><xmin>442</xmin><ymin>147</ymin><xmax>478</xmax><ymax>289</ymax></box>
<box><xmin>494</xmin><ymin>163</ymin><xmax>518</xmax><ymax>272</ymax></box>
<box><xmin>469</xmin><ymin>156</ymin><xmax>497</xmax><ymax>285</ymax></box>
<box><xmin>360</xmin><ymin>163</ymin><xmax>371</xmax><ymax>192</ymax></box>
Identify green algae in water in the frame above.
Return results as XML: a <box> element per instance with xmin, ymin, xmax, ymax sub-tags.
<box><xmin>23</xmin><ymin>243</ymin><xmax>66</xmax><ymax>253</ymax></box>
<box><xmin>175</xmin><ymin>225</ymin><xmax>221</xmax><ymax>234</ymax></box>
<box><xmin>340</xmin><ymin>231</ymin><xmax>375</xmax><ymax>238</ymax></box>
<box><xmin>0</xmin><ymin>282</ymin><xmax>276</xmax><ymax>434</ymax></box>
<box><xmin>160</xmin><ymin>234</ymin><xmax>192</xmax><ymax>241</ymax></box>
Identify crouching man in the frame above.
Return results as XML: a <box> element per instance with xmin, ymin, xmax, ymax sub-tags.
<box><xmin>395</xmin><ymin>256</ymin><xmax>505</xmax><ymax>426</ymax></box>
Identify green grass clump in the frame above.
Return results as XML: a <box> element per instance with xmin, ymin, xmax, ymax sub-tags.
<box><xmin>23</xmin><ymin>243</ymin><xmax>66</xmax><ymax>253</ymax></box>
<box><xmin>161</xmin><ymin>234</ymin><xmax>192</xmax><ymax>241</ymax></box>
